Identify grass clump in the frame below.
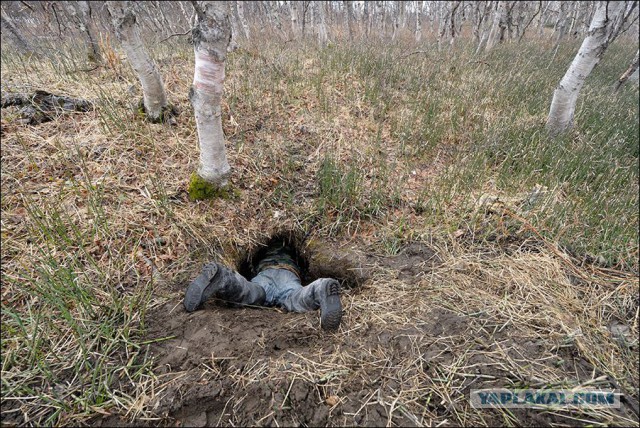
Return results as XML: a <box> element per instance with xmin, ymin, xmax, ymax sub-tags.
<box><xmin>1</xmin><ymin>194</ymin><xmax>156</xmax><ymax>425</ymax></box>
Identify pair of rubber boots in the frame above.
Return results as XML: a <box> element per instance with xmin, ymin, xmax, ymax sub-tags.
<box><xmin>183</xmin><ymin>245</ymin><xmax>342</xmax><ymax>331</ymax></box>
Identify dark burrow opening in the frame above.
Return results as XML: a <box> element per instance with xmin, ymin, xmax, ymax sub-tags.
<box><xmin>236</xmin><ymin>232</ymin><xmax>309</xmax><ymax>282</ymax></box>
<box><xmin>236</xmin><ymin>231</ymin><xmax>367</xmax><ymax>289</ymax></box>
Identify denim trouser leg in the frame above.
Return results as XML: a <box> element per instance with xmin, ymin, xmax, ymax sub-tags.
<box><xmin>251</xmin><ymin>268</ymin><xmax>302</xmax><ymax>308</ymax></box>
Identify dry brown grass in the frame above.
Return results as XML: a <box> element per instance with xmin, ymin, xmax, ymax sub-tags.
<box><xmin>1</xmin><ymin>34</ymin><xmax>638</xmax><ymax>426</ymax></box>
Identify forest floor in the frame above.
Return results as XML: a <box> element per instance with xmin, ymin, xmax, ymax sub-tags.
<box><xmin>1</xmin><ymin>35</ymin><xmax>638</xmax><ymax>427</ymax></box>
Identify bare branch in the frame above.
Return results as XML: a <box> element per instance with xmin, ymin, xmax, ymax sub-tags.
<box><xmin>159</xmin><ymin>28</ymin><xmax>193</xmax><ymax>43</ymax></box>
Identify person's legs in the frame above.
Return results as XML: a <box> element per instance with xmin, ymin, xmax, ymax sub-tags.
<box><xmin>184</xmin><ymin>243</ymin><xmax>342</xmax><ymax>330</ymax></box>
<box><xmin>251</xmin><ymin>268</ymin><xmax>302</xmax><ymax>306</ymax></box>
<box><xmin>184</xmin><ymin>262</ymin><xmax>266</xmax><ymax>312</ymax></box>
<box><xmin>281</xmin><ymin>278</ymin><xmax>342</xmax><ymax>331</ymax></box>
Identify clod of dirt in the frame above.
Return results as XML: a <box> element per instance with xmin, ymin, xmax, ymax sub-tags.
<box><xmin>304</xmin><ymin>238</ymin><xmax>372</xmax><ymax>288</ymax></box>
<box><xmin>378</xmin><ymin>242</ymin><xmax>442</xmax><ymax>282</ymax></box>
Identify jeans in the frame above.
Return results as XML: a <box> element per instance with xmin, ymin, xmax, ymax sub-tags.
<box><xmin>251</xmin><ymin>268</ymin><xmax>302</xmax><ymax>307</ymax></box>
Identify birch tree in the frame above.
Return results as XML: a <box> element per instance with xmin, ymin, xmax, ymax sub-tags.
<box><xmin>65</xmin><ymin>1</ymin><xmax>101</xmax><ymax>62</ymax></box>
<box><xmin>485</xmin><ymin>1</ymin><xmax>507</xmax><ymax>51</ymax></box>
<box><xmin>415</xmin><ymin>4</ymin><xmax>422</xmax><ymax>42</ymax></box>
<box><xmin>314</xmin><ymin>1</ymin><xmax>328</xmax><ymax>47</ymax></box>
<box><xmin>265</xmin><ymin>1</ymin><xmax>286</xmax><ymax>39</ymax></box>
<box><xmin>107</xmin><ymin>1</ymin><xmax>171</xmax><ymax>123</ymax></box>
<box><xmin>345</xmin><ymin>1</ymin><xmax>356</xmax><ymax>40</ymax></box>
<box><xmin>546</xmin><ymin>1</ymin><xmax>630</xmax><ymax>136</ymax></box>
<box><xmin>188</xmin><ymin>1</ymin><xmax>233</xmax><ymax>196</ymax></box>
<box><xmin>236</xmin><ymin>1</ymin><xmax>250</xmax><ymax>39</ymax></box>
<box><xmin>1</xmin><ymin>10</ymin><xmax>34</xmax><ymax>55</ymax></box>
<box><xmin>289</xmin><ymin>1</ymin><xmax>299</xmax><ymax>39</ymax></box>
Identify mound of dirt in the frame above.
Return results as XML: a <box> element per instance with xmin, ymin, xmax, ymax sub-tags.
<box><xmin>377</xmin><ymin>242</ymin><xmax>442</xmax><ymax>282</ymax></box>
<box><xmin>91</xmin><ymin>241</ymin><xmax>637</xmax><ymax>427</ymax></box>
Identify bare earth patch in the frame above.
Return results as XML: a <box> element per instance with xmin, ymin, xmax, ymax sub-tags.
<box><xmin>90</xmin><ymin>242</ymin><xmax>638</xmax><ymax>427</ymax></box>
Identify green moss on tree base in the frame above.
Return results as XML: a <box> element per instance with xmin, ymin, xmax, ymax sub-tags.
<box><xmin>136</xmin><ymin>99</ymin><xmax>178</xmax><ymax>124</ymax></box>
<box><xmin>188</xmin><ymin>172</ymin><xmax>239</xmax><ymax>200</ymax></box>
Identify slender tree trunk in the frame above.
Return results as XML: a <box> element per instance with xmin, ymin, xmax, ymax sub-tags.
<box><xmin>314</xmin><ymin>1</ymin><xmax>328</xmax><ymax>47</ymax></box>
<box><xmin>289</xmin><ymin>1</ymin><xmax>299</xmax><ymax>39</ymax></box>
<box><xmin>190</xmin><ymin>1</ymin><xmax>232</xmax><ymax>188</ymax></box>
<box><xmin>553</xmin><ymin>1</ymin><xmax>570</xmax><ymax>47</ymax></box>
<box><xmin>107</xmin><ymin>1</ymin><xmax>168</xmax><ymax>122</ymax></box>
<box><xmin>228</xmin><ymin>2</ymin><xmax>240</xmax><ymax>50</ymax></box>
<box><xmin>378</xmin><ymin>1</ymin><xmax>385</xmax><ymax>36</ymax></box>
<box><xmin>546</xmin><ymin>1</ymin><xmax>626</xmax><ymax>136</ymax></box>
<box><xmin>476</xmin><ymin>26</ymin><xmax>490</xmax><ymax>54</ymax></box>
<box><xmin>68</xmin><ymin>1</ymin><xmax>102</xmax><ymax>62</ymax></box>
<box><xmin>614</xmin><ymin>49</ymin><xmax>639</xmax><ymax>91</ymax></box>
<box><xmin>449</xmin><ymin>0</ymin><xmax>461</xmax><ymax>48</ymax></box>
<box><xmin>485</xmin><ymin>1</ymin><xmax>506</xmax><ymax>51</ymax></box>
<box><xmin>415</xmin><ymin>6</ymin><xmax>422</xmax><ymax>43</ymax></box>
<box><xmin>0</xmin><ymin>12</ymin><xmax>34</xmax><ymax>54</ymax></box>
<box><xmin>306</xmin><ymin>1</ymin><xmax>314</xmax><ymax>40</ymax></box>
<box><xmin>518</xmin><ymin>1</ymin><xmax>543</xmax><ymax>42</ymax></box>
<box><xmin>364</xmin><ymin>1</ymin><xmax>371</xmax><ymax>37</ymax></box>
<box><xmin>391</xmin><ymin>3</ymin><xmax>399</xmax><ymax>41</ymax></box>
<box><xmin>267</xmin><ymin>0</ymin><xmax>286</xmax><ymax>39</ymax></box>
<box><xmin>236</xmin><ymin>1</ymin><xmax>250</xmax><ymax>39</ymax></box>
<box><xmin>538</xmin><ymin>0</ymin><xmax>551</xmax><ymax>37</ymax></box>
<box><xmin>567</xmin><ymin>1</ymin><xmax>579</xmax><ymax>37</ymax></box>
<box><xmin>472</xmin><ymin>2</ymin><xmax>482</xmax><ymax>46</ymax></box>
<box><xmin>345</xmin><ymin>1</ymin><xmax>355</xmax><ymax>40</ymax></box>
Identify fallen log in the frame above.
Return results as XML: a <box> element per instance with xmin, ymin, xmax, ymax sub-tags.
<box><xmin>1</xmin><ymin>90</ymin><xmax>93</xmax><ymax>125</ymax></box>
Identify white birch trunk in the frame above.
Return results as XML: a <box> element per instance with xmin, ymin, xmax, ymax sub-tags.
<box><xmin>228</xmin><ymin>2</ymin><xmax>241</xmax><ymax>50</ymax></box>
<box><xmin>363</xmin><ymin>1</ymin><xmax>370</xmax><ymax>36</ymax></box>
<box><xmin>553</xmin><ymin>1</ymin><xmax>570</xmax><ymax>46</ymax></box>
<box><xmin>485</xmin><ymin>1</ymin><xmax>506</xmax><ymax>51</ymax></box>
<box><xmin>267</xmin><ymin>1</ymin><xmax>286</xmax><ymax>39</ymax></box>
<box><xmin>476</xmin><ymin>26</ymin><xmax>490</xmax><ymax>54</ymax></box>
<box><xmin>346</xmin><ymin>1</ymin><xmax>355</xmax><ymax>40</ymax></box>
<box><xmin>391</xmin><ymin>6</ymin><xmax>399</xmax><ymax>41</ymax></box>
<box><xmin>237</xmin><ymin>1</ymin><xmax>250</xmax><ymax>39</ymax></box>
<box><xmin>1</xmin><ymin>12</ymin><xmax>33</xmax><ymax>54</ymax></box>
<box><xmin>107</xmin><ymin>1</ymin><xmax>168</xmax><ymax>122</ymax></box>
<box><xmin>377</xmin><ymin>1</ymin><xmax>385</xmax><ymax>36</ymax></box>
<box><xmin>314</xmin><ymin>1</ymin><xmax>328</xmax><ymax>47</ymax></box>
<box><xmin>546</xmin><ymin>1</ymin><xmax>626</xmax><ymax>135</ymax></box>
<box><xmin>415</xmin><ymin>8</ymin><xmax>422</xmax><ymax>43</ymax></box>
<box><xmin>538</xmin><ymin>1</ymin><xmax>551</xmax><ymax>37</ymax></box>
<box><xmin>567</xmin><ymin>2</ymin><xmax>580</xmax><ymax>37</ymax></box>
<box><xmin>191</xmin><ymin>1</ymin><xmax>232</xmax><ymax>186</ymax></box>
<box><xmin>290</xmin><ymin>1</ymin><xmax>299</xmax><ymax>39</ymax></box>
<box><xmin>67</xmin><ymin>1</ymin><xmax>101</xmax><ymax>62</ymax></box>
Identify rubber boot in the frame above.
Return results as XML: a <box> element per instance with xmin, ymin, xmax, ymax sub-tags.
<box><xmin>184</xmin><ymin>262</ymin><xmax>266</xmax><ymax>312</ymax></box>
<box><xmin>282</xmin><ymin>278</ymin><xmax>342</xmax><ymax>331</ymax></box>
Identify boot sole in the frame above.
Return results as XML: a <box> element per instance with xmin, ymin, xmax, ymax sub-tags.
<box><xmin>320</xmin><ymin>292</ymin><xmax>342</xmax><ymax>331</ymax></box>
<box><xmin>184</xmin><ymin>263</ymin><xmax>218</xmax><ymax>312</ymax></box>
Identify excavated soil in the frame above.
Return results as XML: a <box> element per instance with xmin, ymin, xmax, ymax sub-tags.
<box><xmin>91</xmin><ymin>240</ymin><xmax>637</xmax><ymax>427</ymax></box>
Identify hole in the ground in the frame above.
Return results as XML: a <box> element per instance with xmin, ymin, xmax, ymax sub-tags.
<box><xmin>236</xmin><ymin>231</ymin><xmax>366</xmax><ymax>288</ymax></box>
<box><xmin>236</xmin><ymin>231</ymin><xmax>310</xmax><ymax>283</ymax></box>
